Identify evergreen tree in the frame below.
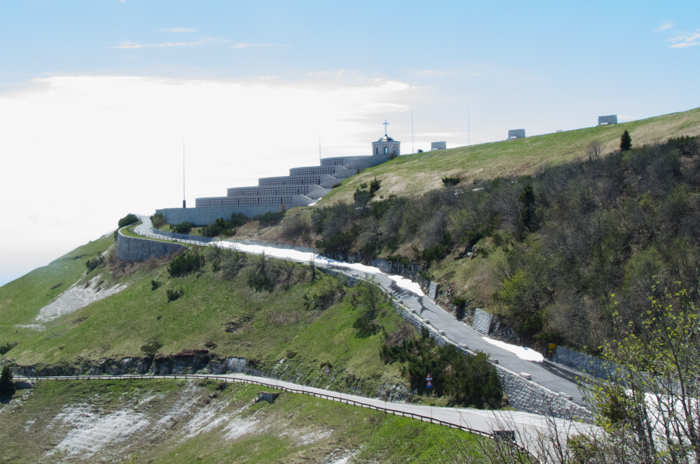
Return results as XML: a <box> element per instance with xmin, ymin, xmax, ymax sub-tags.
<box><xmin>620</xmin><ymin>130</ymin><xmax>632</xmax><ymax>152</ymax></box>
<box><xmin>517</xmin><ymin>183</ymin><xmax>538</xmax><ymax>237</ymax></box>
<box><xmin>0</xmin><ymin>366</ymin><xmax>15</xmax><ymax>397</ymax></box>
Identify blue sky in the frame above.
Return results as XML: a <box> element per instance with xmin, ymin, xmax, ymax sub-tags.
<box><xmin>0</xmin><ymin>1</ymin><xmax>698</xmax><ymax>286</ymax></box>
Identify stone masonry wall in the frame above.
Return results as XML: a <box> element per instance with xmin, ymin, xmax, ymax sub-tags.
<box><xmin>388</xmin><ymin>300</ymin><xmax>593</xmax><ymax>422</ymax></box>
<box><xmin>472</xmin><ymin>308</ymin><xmax>493</xmax><ymax>336</ymax></box>
<box><xmin>552</xmin><ymin>346</ymin><xmax>618</xmax><ymax>380</ymax></box>
<box><xmin>428</xmin><ymin>282</ymin><xmax>439</xmax><ymax>300</ymax></box>
<box><xmin>117</xmin><ymin>232</ymin><xmax>186</xmax><ymax>262</ymax></box>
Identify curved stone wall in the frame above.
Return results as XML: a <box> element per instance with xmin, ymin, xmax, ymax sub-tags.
<box><xmin>117</xmin><ymin>231</ymin><xmax>186</xmax><ymax>261</ymax></box>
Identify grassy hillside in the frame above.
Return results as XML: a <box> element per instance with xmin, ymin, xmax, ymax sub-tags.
<box><xmin>319</xmin><ymin>106</ymin><xmax>700</xmax><ymax>205</ymax></box>
<box><xmin>0</xmin><ymin>379</ymin><xmax>480</xmax><ymax>463</ymax></box>
<box><xmin>0</xmin><ymin>236</ymin><xmax>411</xmax><ymax>396</ymax></box>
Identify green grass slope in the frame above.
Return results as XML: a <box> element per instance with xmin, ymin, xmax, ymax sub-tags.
<box><xmin>320</xmin><ymin>106</ymin><xmax>700</xmax><ymax>205</ymax></box>
<box><xmin>0</xmin><ymin>379</ymin><xmax>480</xmax><ymax>463</ymax></box>
<box><xmin>0</xmin><ymin>236</ymin><xmax>410</xmax><ymax>395</ymax></box>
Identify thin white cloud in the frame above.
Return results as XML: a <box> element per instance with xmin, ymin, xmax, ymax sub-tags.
<box><xmin>411</xmin><ymin>69</ymin><xmax>483</xmax><ymax>78</ymax></box>
<box><xmin>161</xmin><ymin>27</ymin><xmax>198</xmax><ymax>33</ymax></box>
<box><xmin>231</xmin><ymin>42</ymin><xmax>284</xmax><ymax>49</ymax></box>
<box><xmin>115</xmin><ymin>37</ymin><xmax>226</xmax><ymax>49</ymax></box>
<box><xmin>412</xmin><ymin>70</ymin><xmax>454</xmax><ymax>77</ymax></box>
<box><xmin>668</xmin><ymin>30</ymin><xmax>700</xmax><ymax>48</ymax></box>
<box><xmin>656</xmin><ymin>21</ymin><xmax>674</xmax><ymax>32</ymax></box>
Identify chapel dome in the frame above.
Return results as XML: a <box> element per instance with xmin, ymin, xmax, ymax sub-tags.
<box><xmin>377</xmin><ymin>135</ymin><xmax>395</xmax><ymax>142</ymax></box>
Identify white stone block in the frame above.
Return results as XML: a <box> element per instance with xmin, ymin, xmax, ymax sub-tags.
<box><xmin>519</xmin><ymin>372</ymin><xmax>532</xmax><ymax>380</ymax></box>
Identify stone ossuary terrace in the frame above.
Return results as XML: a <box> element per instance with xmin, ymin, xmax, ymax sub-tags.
<box><xmin>158</xmin><ymin>125</ymin><xmax>400</xmax><ymax>226</ymax></box>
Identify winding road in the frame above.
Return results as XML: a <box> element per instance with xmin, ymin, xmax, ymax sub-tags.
<box><xmin>133</xmin><ymin>216</ymin><xmax>588</xmax><ymax>407</ymax></box>
<box><xmin>16</xmin><ymin>372</ymin><xmax>594</xmax><ymax>457</ymax></box>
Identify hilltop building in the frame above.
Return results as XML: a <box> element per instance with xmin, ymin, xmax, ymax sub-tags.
<box><xmin>508</xmin><ymin>129</ymin><xmax>526</xmax><ymax>139</ymax></box>
<box><xmin>158</xmin><ymin>124</ymin><xmax>400</xmax><ymax>225</ymax></box>
<box><xmin>598</xmin><ymin>115</ymin><xmax>618</xmax><ymax>126</ymax></box>
<box><xmin>431</xmin><ymin>141</ymin><xmax>446</xmax><ymax>150</ymax></box>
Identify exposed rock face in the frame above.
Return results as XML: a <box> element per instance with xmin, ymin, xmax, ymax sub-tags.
<box><xmin>8</xmin><ymin>354</ymin><xmax>248</xmax><ymax>377</ymax></box>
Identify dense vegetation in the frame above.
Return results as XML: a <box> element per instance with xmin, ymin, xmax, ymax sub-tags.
<box><xmin>381</xmin><ymin>327</ymin><xmax>502</xmax><ymax>408</ymax></box>
<box><xmin>117</xmin><ymin>213</ymin><xmax>139</xmax><ymax>228</ymax></box>
<box><xmin>309</xmin><ymin>136</ymin><xmax>700</xmax><ymax>351</ymax></box>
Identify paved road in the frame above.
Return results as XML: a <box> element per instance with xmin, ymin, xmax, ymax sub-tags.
<box><xmin>133</xmin><ymin>215</ymin><xmax>587</xmax><ymax>407</ymax></box>
<box><xmin>17</xmin><ymin>372</ymin><xmax>595</xmax><ymax>456</ymax></box>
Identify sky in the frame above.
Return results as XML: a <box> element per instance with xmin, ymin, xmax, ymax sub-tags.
<box><xmin>0</xmin><ymin>1</ymin><xmax>698</xmax><ymax>286</ymax></box>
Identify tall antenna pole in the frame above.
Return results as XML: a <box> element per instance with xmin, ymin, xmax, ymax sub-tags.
<box><xmin>411</xmin><ymin>105</ymin><xmax>414</xmax><ymax>154</ymax></box>
<box><xmin>468</xmin><ymin>108</ymin><xmax>471</xmax><ymax>147</ymax></box>
<box><xmin>318</xmin><ymin>135</ymin><xmax>321</xmax><ymax>161</ymax></box>
<box><xmin>182</xmin><ymin>141</ymin><xmax>186</xmax><ymax>209</ymax></box>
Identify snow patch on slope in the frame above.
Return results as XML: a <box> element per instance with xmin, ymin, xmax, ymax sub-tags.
<box><xmin>34</xmin><ymin>275</ymin><xmax>128</xmax><ymax>325</ymax></box>
<box><xmin>45</xmin><ymin>403</ymin><xmax>149</xmax><ymax>460</ymax></box>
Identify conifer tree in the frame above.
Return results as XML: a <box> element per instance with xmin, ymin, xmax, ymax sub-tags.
<box><xmin>0</xmin><ymin>366</ymin><xmax>15</xmax><ymax>397</ymax></box>
<box><xmin>620</xmin><ymin>130</ymin><xmax>632</xmax><ymax>152</ymax></box>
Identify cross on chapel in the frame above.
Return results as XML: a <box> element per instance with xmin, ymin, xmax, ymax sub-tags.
<box><xmin>383</xmin><ymin>120</ymin><xmax>389</xmax><ymax>136</ymax></box>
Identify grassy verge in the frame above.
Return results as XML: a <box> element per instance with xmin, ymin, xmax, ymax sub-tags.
<box><xmin>0</xmin><ymin>238</ymin><xmax>411</xmax><ymax>396</ymax></box>
<box><xmin>0</xmin><ymin>379</ymin><xmax>484</xmax><ymax>463</ymax></box>
<box><xmin>319</xmin><ymin>106</ymin><xmax>700</xmax><ymax>205</ymax></box>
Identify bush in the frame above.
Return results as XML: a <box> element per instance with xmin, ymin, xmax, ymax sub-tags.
<box><xmin>150</xmin><ymin>213</ymin><xmax>166</xmax><ymax>228</ymax></box>
<box><xmin>442</xmin><ymin>176</ymin><xmax>460</xmax><ymax>186</ymax></box>
<box><xmin>422</xmin><ymin>244</ymin><xmax>448</xmax><ymax>263</ymax></box>
<box><xmin>303</xmin><ymin>277</ymin><xmax>346</xmax><ymax>311</ymax></box>
<box><xmin>369</xmin><ymin>177</ymin><xmax>382</xmax><ymax>196</ymax></box>
<box><xmin>332</xmin><ymin>182</ymin><xmax>342</xmax><ymax>188</ymax></box>
<box><xmin>151</xmin><ymin>280</ymin><xmax>161</xmax><ymax>291</ymax></box>
<box><xmin>281</xmin><ymin>215</ymin><xmax>310</xmax><ymax>240</ymax></box>
<box><xmin>0</xmin><ymin>342</ymin><xmax>17</xmax><ymax>355</ymax></box>
<box><xmin>118</xmin><ymin>214</ymin><xmax>139</xmax><ymax>228</ymax></box>
<box><xmin>166</xmin><ymin>288</ymin><xmax>184</xmax><ymax>302</ymax></box>
<box><xmin>0</xmin><ymin>366</ymin><xmax>15</xmax><ymax>397</ymax></box>
<box><xmin>201</xmin><ymin>223</ymin><xmax>221</xmax><ymax>238</ymax></box>
<box><xmin>140</xmin><ymin>340</ymin><xmax>163</xmax><ymax>355</ymax></box>
<box><xmin>173</xmin><ymin>222</ymin><xmax>193</xmax><ymax>234</ymax></box>
<box><xmin>254</xmin><ymin>211</ymin><xmax>286</xmax><ymax>227</ymax></box>
<box><xmin>168</xmin><ymin>252</ymin><xmax>205</xmax><ymax>277</ymax></box>
<box><xmin>230</xmin><ymin>212</ymin><xmax>248</xmax><ymax>228</ymax></box>
<box><xmin>247</xmin><ymin>254</ymin><xmax>276</xmax><ymax>291</ymax></box>
<box><xmin>381</xmin><ymin>331</ymin><xmax>502</xmax><ymax>408</ymax></box>
<box><xmin>220</xmin><ymin>249</ymin><xmax>247</xmax><ymax>280</ymax></box>
<box><xmin>86</xmin><ymin>256</ymin><xmax>104</xmax><ymax>273</ymax></box>
<box><xmin>316</xmin><ymin>230</ymin><xmax>357</xmax><ymax>260</ymax></box>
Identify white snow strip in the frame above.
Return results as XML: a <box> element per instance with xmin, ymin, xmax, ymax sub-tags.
<box><xmin>297</xmin><ymin>429</ymin><xmax>333</xmax><ymax>446</ymax></box>
<box><xmin>388</xmin><ymin>275</ymin><xmax>425</xmax><ymax>297</ymax></box>
<box><xmin>481</xmin><ymin>337</ymin><xmax>544</xmax><ymax>362</ymax></box>
<box><xmin>45</xmin><ymin>403</ymin><xmax>149</xmax><ymax>459</ymax></box>
<box><xmin>182</xmin><ymin>400</ymin><xmax>232</xmax><ymax>439</ymax></box>
<box><xmin>214</xmin><ymin>241</ymin><xmax>426</xmax><ymax>297</ymax></box>
<box><xmin>15</xmin><ymin>324</ymin><xmax>46</xmax><ymax>331</ymax></box>
<box><xmin>35</xmin><ymin>275</ymin><xmax>129</xmax><ymax>323</ymax></box>
<box><xmin>216</xmin><ymin>241</ymin><xmax>316</xmax><ymax>263</ymax></box>
<box><xmin>222</xmin><ymin>416</ymin><xmax>260</xmax><ymax>440</ymax></box>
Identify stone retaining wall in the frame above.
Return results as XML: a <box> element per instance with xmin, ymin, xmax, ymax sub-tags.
<box><xmin>388</xmin><ymin>299</ymin><xmax>593</xmax><ymax>422</ymax></box>
<box><xmin>117</xmin><ymin>232</ymin><xmax>186</xmax><ymax>262</ymax></box>
<box><xmin>552</xmin><ymin>346</ymin><xmax>618</xmax><ymax>380</ymax></box>
<box><xmin>472</xmin><ymin>308</ymin><xmax>493</xmax><ymax>336</ymax></box>
<box><xmin>428</xmin><ymin>282</ymin><xmax>439</xmax><ymax>300</ymax></box>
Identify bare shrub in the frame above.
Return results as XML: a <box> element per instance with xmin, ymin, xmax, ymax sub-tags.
<box><xmin>281</xmin><ymin>214</ymin><xmax>310</xmax><ymax>241</ymax></box>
